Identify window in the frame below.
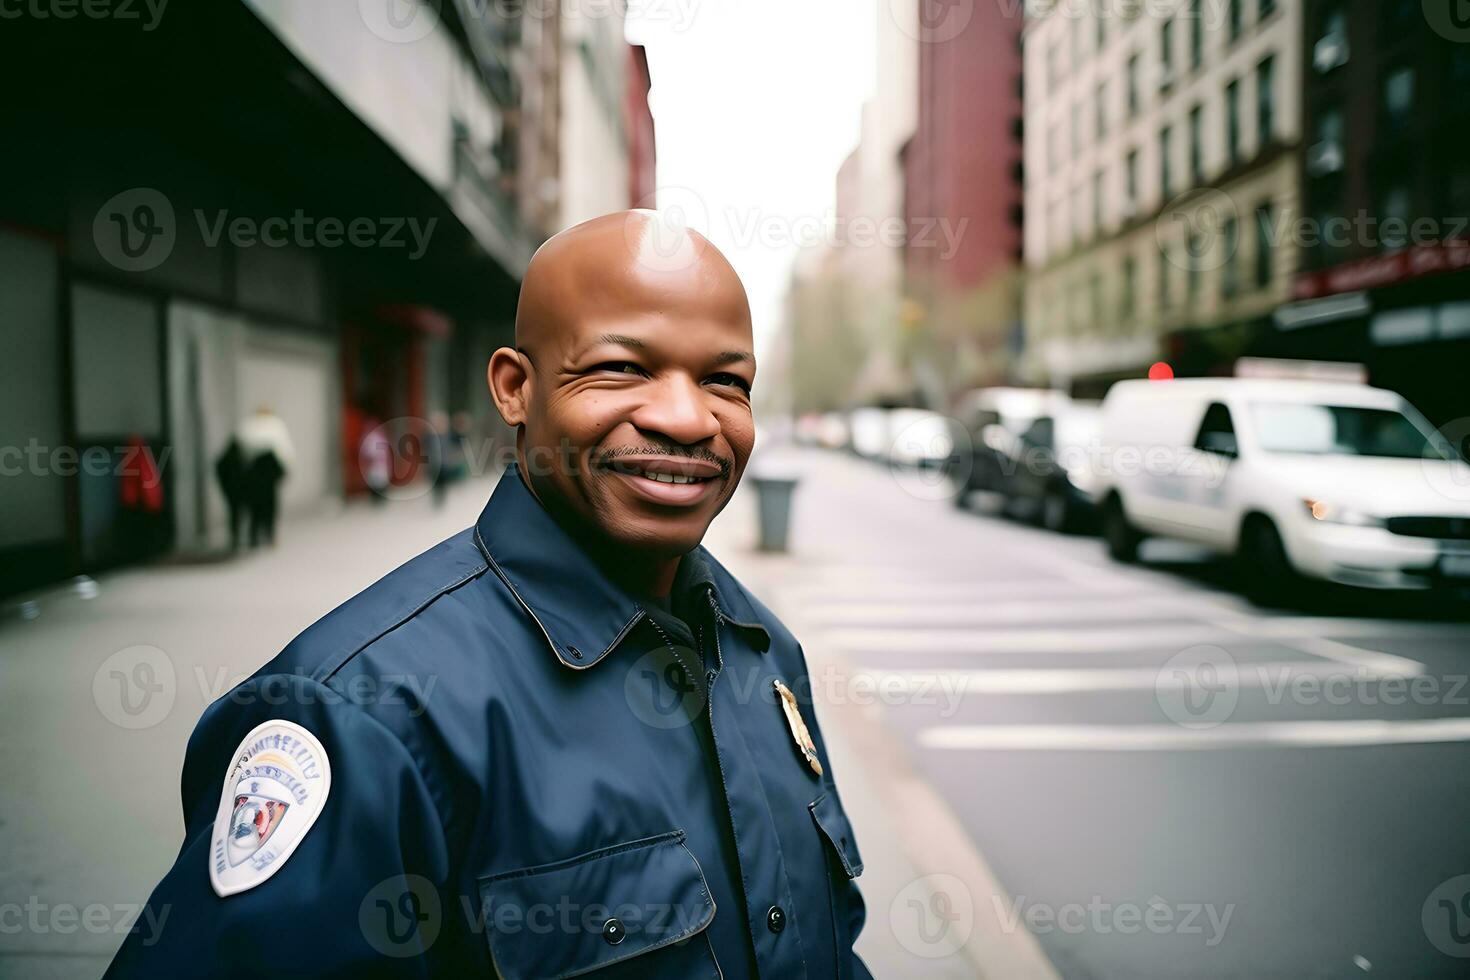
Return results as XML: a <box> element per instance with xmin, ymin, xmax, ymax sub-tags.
<box><xmin>1159</xmin><ymin>250</ymin><xmax>1173</xmax><ymax>311</ymax></box>
<box><xmin>1255</xmin><ymin>201</ymin><xmax>1274</xmax><ymax>288</ymax></box>
<box><xmin>1307</xmin><ymin>107</ymin><xmax>1344</xmax><ymax>176</ymax></box>
<box><xmin>1189</xmin><ymin>0</ymin><xmax>1203</xmax><ymax>70</ymax></box>
<box><xmin>1160</xmin><ymin>125</ymin><xmax>1174</xmax><ymax>199</ymax></box>
<box><xmin>1160</xmin><ymin>19</ymin><xmax>1175</xmax><ymax>86</ymax></box>
<box><xmin>1257</xmin><ymin>56</ymin><xmax>1275</xmax><ymax>147</ymax></box>
<box><xmin>1250</xmin><ymin>404</ymin><xmax>1436</xmax><ymax>459</ymax></box>
<box><xmin>1259</xmin><ymin>0</ymin><xmax>1276</xmax><ymax>20</ymax></box>
<box><xmin>1093</xmin><ymin>169</ymin><xmax>1105</xmax><ymax>235</ymax></box>
<box><xmin>1189</xmin><ymin>104</ymin><xmax>1204</xmax><ymax>184</ymax></box>
<box><xmin>1380</xmin><ymin>184</ymin><xmax>1411</xmax><ymax>252</ymax></box>
<box><xmin>1222</xmin><ymin>216</ymin><xmax>1240</xmax><ymax>299</ymax></box>
<box><xmin>1125</xmin><ymin>149</ymin><xmax>1140</xmax><ymax>213</ymax></box>
<box><xmin>1097</xmin><ymin>10</ymin><xmax>1107</xmax><ymax>51</ymax></box>
<box><xmin>1194</xmin><ymin>403</ymin><xmax>1239</xmax><ymax>457</ymax></box>
<box><xmin>1073</xmin><ymin>15</ymin><xmax>1087</xmax><ymax>63</ymax></box>
<box><xmin>1314</xmin><ymin>4</ymin><xmax>1349</xmax><ymax>74</ymax></box>
<box><xmin>1049</xmin><ymin>123</ymin><xmax>1062</xmax><ymax>174</ymax></box>
<box><xmin>1225</xmin><ymin>78</ymin><xmax>1241</xmax><ymax>166</ymax></box>
<box><xmin>1090</xmin><ymin>271</ymin><xmax>1104</xmax><ymax>325</ymax></box>
<box><xmin>1121</xmin><ymin>254</ymin><xmax>1137</xmax><ymax>318</ymax></box>
<box><xmin>1096</xmin><ymin>81</ymin><xmax>1108</xmax><ymax>140</ymax></box>
<box><xmin>1382</xmin><ymin>66</ymin><xmax>1414</xmax><ymax>137</ymax></box>
<box><xmin>1072</xmin><ymin>101</ymin><xmax>1084</xmax><ymax>155</ymax></box>
<box><xmin>1127</xmin><ymin>53</ymin><xmax>1141</xmax><ymax>116</ymax></box>
<box><xmin>1048</xmin><ymin>42</ymin><xmax>1064</xmax><ymax>91</ymax></box>
<box><xmin>1228</xmin><ymin>0</ymin><xmax>1243</xmax><ymax>42</ymax></box>
<box><xmin>1187</xmin><ymin>231</ymin><xmax>1202</xmax><ymax>304</ymax></box>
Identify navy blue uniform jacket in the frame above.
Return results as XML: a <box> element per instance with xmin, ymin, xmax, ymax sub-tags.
<box><xmin>106</xmin><ymin>465</ymin><xmax>872</xmax><ymax>978</ymax></box>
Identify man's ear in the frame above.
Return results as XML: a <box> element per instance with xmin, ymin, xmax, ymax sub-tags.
<box><xmin>487</xmin><ymin>347</ymin><xmax>532</xmax><ymax>427</ymax></box>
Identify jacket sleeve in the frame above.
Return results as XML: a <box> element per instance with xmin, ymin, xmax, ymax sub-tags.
<box><xmin>105</xmin><ymin>673</ymin><xmax>449</xmax><ymax>979</ymax></box>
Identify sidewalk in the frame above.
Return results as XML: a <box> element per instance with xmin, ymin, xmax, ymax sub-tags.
<box><xmin>0</xmin><ymin>477</ymin><xmax>495</xmax><ymax>978</ymax></box>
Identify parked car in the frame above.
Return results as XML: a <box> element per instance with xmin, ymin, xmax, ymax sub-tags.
<box><xmin>886</xmin><ymin>408</ymin><xmax>955</xmax><ymax>468</ymax></box>
<box><xmin>949</xmin><ymin>387</ymin><xmax>1071</xmax><ymax>507</ymax></box>
<box><xmin>848</xmin><ymin>407</ymin><xmax>890</xmax><ymax>459</ymax></box>
<box><xmin>1093</xmin><ymin>378</ymin><xmax>1470</xmax><ymax>599</ymax></box>
<box><xmin>1003</xmin><ymin>402</ymin><xmax>1102</xmax><ymax>532</ymax></box>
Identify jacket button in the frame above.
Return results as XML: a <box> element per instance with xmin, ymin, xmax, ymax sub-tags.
<box><xmin>602</xmin><ymin>917</ymin><xmax>626</xmax><ymax>945</ymax></box>
<box><xmin>766</xmin><ymin>905</ymin><xmax>786</xmax><ymax>934</ymax></box>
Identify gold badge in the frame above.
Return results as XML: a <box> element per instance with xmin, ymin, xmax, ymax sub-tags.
<box><xmin>774</xmin><ymin>679</ymin><xmax>823</xmax><ymax>776</ymax></box>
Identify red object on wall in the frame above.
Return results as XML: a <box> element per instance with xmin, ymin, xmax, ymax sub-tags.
<box><xmin>119</xmin><ymin>434</ymin><xmax>164</xmax><ymax>513</ymax></box>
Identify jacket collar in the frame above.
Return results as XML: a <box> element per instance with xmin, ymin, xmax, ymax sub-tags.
<box><xmin>474</xmin><ymin>465</ymin><xmax>770</xmax><ymax>670</ymax></box>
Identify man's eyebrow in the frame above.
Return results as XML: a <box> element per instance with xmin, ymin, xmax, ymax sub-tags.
<box><xmin>710</xmin><ymin>350</ymin><xmax>754</xmax><ymax>368</ymax></box>
<box><xmin>571</xmin><ymin>333</ymin><xmax>646</xmax><ymax>360</ymax></box>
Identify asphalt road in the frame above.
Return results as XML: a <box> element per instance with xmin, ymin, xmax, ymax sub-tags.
<box><xmin>750</xmin><ymin>448</ymin><xmax>1470</xmax><ymax>980</ymax></box>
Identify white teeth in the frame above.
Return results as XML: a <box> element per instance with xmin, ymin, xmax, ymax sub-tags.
<box><xmin>643</xmin><ymin>471</ymin><xmax>696</xmax><ymax>484</ymax></box>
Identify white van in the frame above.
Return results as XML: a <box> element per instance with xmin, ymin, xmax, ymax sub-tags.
<box><xmin>1093</xmin><ymin>378</ymin><xmax>1470</xmax><ymax>594</ymax></box>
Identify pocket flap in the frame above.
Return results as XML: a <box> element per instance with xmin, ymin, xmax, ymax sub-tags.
<box><xmin>478</xmin><ymin>830</ymin><xmax>715</xmax><ymax>980</ymax></box>
<box><xmin>810</xmin><ymin>793</ymin><xmax>864</xmax><ymax>878</ymax></box>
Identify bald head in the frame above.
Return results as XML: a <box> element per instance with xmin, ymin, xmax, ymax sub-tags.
<box><xmin>487</xmin><ymin>208</ymin><xmax>759</xmax><ymax>572</ymax></box>
<box><xmin>514</xmin><ymin>209</ymin><xmax>752</xmax><ymax>357</ymax></box>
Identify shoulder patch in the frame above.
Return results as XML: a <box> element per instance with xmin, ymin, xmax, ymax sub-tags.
<box><xmin>209</xmin><ymin>719</ymin><xmax>332</xmax><ymax>897</ymax></box>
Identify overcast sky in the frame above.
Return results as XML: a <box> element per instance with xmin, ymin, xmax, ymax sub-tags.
<box><xmin>625</xmin><ymin>0</ymin><xmax>877</xmax><ymax>355</ymax></box>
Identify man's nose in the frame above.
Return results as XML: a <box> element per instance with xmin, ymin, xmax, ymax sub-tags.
<box><xmin>630</xmin><ymin>374</ymin><xmax>721</xmax><ymax>446</ymax></box>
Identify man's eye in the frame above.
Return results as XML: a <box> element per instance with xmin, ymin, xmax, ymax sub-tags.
<box><xmin>591</xmin><ymin>362</ymin><xmax>645</xmax><ymax>377</ymax></box>
<box><xmin>707</xmin><ymin>373</ymin><xmax>752</xmax><ymax>394</ymax></box>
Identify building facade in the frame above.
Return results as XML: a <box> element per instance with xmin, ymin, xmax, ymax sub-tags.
<box><xmin>903</xmin><ymin>0</ymin><xmax>1025</xmax><ymax>397</ymax></box>
<box><xmin>1270</xmin><ymin>0</ymin><xmax>1470</xmax><ymax>426</ymax></box>
<box><xmin>1022</xmin><ymin>0</ymin><xmax>1304</xmax><ymax>395</ymax></box>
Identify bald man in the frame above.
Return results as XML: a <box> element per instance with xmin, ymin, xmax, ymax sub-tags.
<box><xmin>107</xmin><ymin>211</ymin><xmax>873</xmax><ymax>978</ymax></box>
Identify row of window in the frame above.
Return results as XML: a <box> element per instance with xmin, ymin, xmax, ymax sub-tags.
<box><xmin>1042</xmin><ymin>0</ymin><xmax>1279</xmax><ymax>101</ymax></box>
<box><xmin>1044</xmin><ymin>56</ymin><xmax>1276</xmax><ymax>262</ymax></box>
<box><xmin>1050</xmin><ymin>199</ymin><xmax>1278</xmax><ymax>334</ymax></box>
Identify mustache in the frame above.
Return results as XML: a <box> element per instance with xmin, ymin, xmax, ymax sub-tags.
<box><xmin>595</xmin><ymin>444</ymin><xmax>732</xmax><ymax>477</ymax></box>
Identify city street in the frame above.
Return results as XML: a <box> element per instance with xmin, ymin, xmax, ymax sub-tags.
<box><xmin>726</xmin><ymin>448</ymin><xmax>1470</xmax><ymax>979</ymax></box>
<box><xmin>5</xmin><ymin>451</ymin><xmax>1470</xmax><ymax>978</ymax></box>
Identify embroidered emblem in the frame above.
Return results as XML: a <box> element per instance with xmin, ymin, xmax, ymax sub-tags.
<box><xmin>209</xmin><ymin>719</ymin><xmax>331</xmax><ymax>897</ymax></box>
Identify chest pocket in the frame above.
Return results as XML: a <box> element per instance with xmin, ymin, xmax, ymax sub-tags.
<box><xmin>479</xmin><ymin>830</ymin><xmax>720</xmax><ymax>980</ymax></box>
<box><xmin>810</xmin><ymin>792</ymin><xmax>866</xmax><ymax>980</ymax></box>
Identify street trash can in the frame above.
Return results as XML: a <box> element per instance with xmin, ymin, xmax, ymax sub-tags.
<box><xmin>753</xmin><ymin>475</ymin><xmax>799</xmax><ymax>552</ymax></box>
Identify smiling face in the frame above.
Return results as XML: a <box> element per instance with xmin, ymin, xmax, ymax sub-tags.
<box><xmin>488</xmin><ymin>211</ymin><xmax>757</xmax><ymax>561</ymax></box>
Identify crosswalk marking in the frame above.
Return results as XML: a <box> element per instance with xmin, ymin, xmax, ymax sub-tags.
<box><xmin>804</xmin><ymin>595</ymin><xmax>1226</xmax><ymax>628</ymax></box>
<box><xmin>854</xmin><ymin>658</ymin><xmax>1422</xmax><ymax>696</ymax></box>
<box><xmin>821</xmin><ymin>623</ymin><xmax>1237</xmax><ymax>655</ymax></box>
<box><xmin>917</xmin><ymin>717</ymin><xmax>1470</xmax><ymax>751</ymax></box>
